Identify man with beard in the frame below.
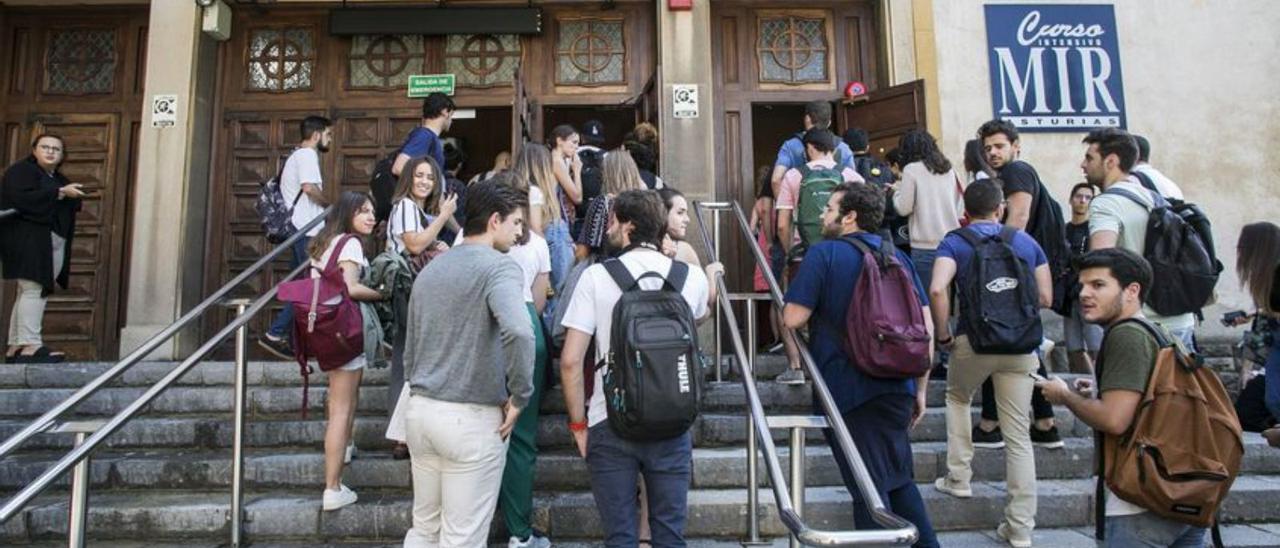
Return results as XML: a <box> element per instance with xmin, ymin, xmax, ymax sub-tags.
<box><xmin>260</xmin><ymin>116</ymin><xmax>333</xmax><ymax>359</ymax></box>
<box><xmin>782</xmin><ymin>182</ymin><xmax>940</xmax><ymax>547</ymax></box>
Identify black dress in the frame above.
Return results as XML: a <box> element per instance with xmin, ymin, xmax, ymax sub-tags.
<box><xmin>0</xmin><ymin>156</ymin><xmax>80</xmax><ymax>296</ymax></box>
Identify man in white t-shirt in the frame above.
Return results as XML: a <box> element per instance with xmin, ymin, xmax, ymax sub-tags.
<box><xmin>260</xmin><ymin>116</ymin><xmax>333</xmax><ymax>359</ymax></box>
<box><xmin>1129</xmin><ymin>135</ymin><xmax>1185</xmax><ymax>201</ymax></box>
<box><xmin>1082</xmin><ymin>128</ymin><xmax>1197</xmax><ymax>349</ymax></box>
<box><xmin>559</xmin><ymin>190</ymin><xmax>721</xmax><ymax>547</ymax></box>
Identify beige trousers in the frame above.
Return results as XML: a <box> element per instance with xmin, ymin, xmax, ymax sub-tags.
<box><xmin>8</xmin><ymin>234</ymin><xmax>65</xmax><ymax>347</ymax></box>
<box><xmin>944</xmin><ymin>335</ymin><xmax>1038</xmax><ymax>535</ymax></box>
<box><xmin>402</xmin><ymin>394</ymin><xmax>508</xmax><ymax>548</ymax></box>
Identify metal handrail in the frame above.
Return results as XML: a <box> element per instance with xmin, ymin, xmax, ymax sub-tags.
<box><xmin>0</xmin><ymin>213</ymin><xmax>326</xmax><ymax>462</ymax></box>
<box><xmin>693</xmin><ymin>201</ymin><xmax>918</xmax><ymax>546</ymax></box>
<box><xmin>0</xmin><ymin>208</ymin><xmax>16</xmax><ymax>220</ymax></box>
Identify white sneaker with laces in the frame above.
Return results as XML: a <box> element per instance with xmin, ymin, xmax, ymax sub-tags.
<box><xmin>322</xmin><ymin>484</ymin><xmax>358</xmax><ymax>511</ymax></box>
<box><xmin>508</xmin><ymin>533</ymin><xmax>551</xmax><ymax>548</ymax></box>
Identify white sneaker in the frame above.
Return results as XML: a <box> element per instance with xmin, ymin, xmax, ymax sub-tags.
<box><xmin>344</xmin><ymin>441</ymin><xmax>357</xmax><ymax>464</ymax></box>
<box><xmin>508</xmin><ymin>532</ymin><xmax>551</xmax><ymax>548</ymax></box>
<box><xmin>933</xmin><ymin>476</ymin><xmax>973</xmax><ymax>498</ymax></box>
<box><xmin>996</xmin><ymin>522</ymin><xmax>1032</xmax><ymax>548</ymax></box>
<box><xmin>322</xmin><ymin>484</ymin><xmax>358</xmax><ymax>511</ymax></box>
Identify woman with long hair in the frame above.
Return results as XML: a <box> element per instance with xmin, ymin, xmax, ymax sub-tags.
<box><xmin>890</xmin><ymin>129</ymin><xmax>964</xmax><ymax>288</ymax></box>
<box><xmin>387</xmin><ymin>156</ymin><xmax>457</xmax><ymax>256</ymax></box>
<box><xmin>574</xmin><ymin>148</ymin><xmax>646</xmax><ymax>260</ymax></box>
<box><xmin>1231</xmin><ymin>222</ymin><xmax>1280</xmax><ymax>439</ymax></box>
<box><xmin>549</xmin><ymin>124</ymin><xmax>584</xmax><ymax>220</ymax></box>
<box><xmin>964</xmin><ymin>138</ymin><xmax>996</xmax><ymax>182</ymax></box>
<box><xmin>306</xmin><ymin>191</ymin><xmax>384</xmax><ymax>511</ymax></box>
<box><xmin>513</xmin><ymin>146</ymin><xmax>574</xmax><ymax>322</ymax></box>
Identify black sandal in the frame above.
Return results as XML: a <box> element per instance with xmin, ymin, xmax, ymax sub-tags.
<box><xmin>20</xmin><ymin>346</ymin><xmax>65</xmax><ymax>364</ymax></box>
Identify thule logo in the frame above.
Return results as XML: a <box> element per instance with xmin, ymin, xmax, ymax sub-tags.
<box><xmin>677</xmin><ymin>354</ymin><xmax>691</xmax><ymax>393</ymax></box>
<box><xmin>986</xmin><ymin>277</ymin><xmax>1019</xmax><ymax>293</ymax></box>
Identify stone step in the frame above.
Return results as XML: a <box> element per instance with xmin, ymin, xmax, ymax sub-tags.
<box><xmin>0</xmin><ymin>405</ymin><xmax>1092</xmax><ymax>453</ymax></box>
<box><xmin>18</xmin><ymin>523</ymin><xmax>1280</xmax><ymax>547</ymax></box>
<box><xmin>4</xmin><ymin>434</ymin><xmax>1275</xmax><ymax>494</ymax></box>
<box><xmin>0</xmin><ymin>373</ymin><xmax>1102</xmax><ymax>419</ymax></box>
<box><xmin>5</xmin><ymin>476</ymin><xmax>1280</xmax><ymax>543</ymax></box>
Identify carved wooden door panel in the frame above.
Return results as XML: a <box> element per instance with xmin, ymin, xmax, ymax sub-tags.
<box><xmin>29</xmin><ymin>114</ymin><xmax>124</xmax><ymax>359</ymax></box>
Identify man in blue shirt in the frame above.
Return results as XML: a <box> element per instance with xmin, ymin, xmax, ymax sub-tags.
<box><xmin>769</xmin><ymin>100</ymin><xmax>854</xmax><ymax>198</ymax></box>
<box><xmin>928</xmin><ymin>180</ymin><xmax>1052</xmax><ymax>548</ymax></box>
<box><xmin>783</xmin><ymin>182</ymin><xmax>939</xmax><ymax>548</ymax></box>
<box><xmin>392</xmin><ymin>92</ymin><xmax>454</xmax><ymax>178</ymax></box>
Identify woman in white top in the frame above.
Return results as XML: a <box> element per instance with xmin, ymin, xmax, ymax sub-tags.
<box><xmin>890</xmin><ymin>129</ymin><xmax>964</xmax><ymax>287</ymax></box>
<box><xmin>305</xmin><ymin>191</ymin><xmax>383</xmax><ymax>511</ymax></box>
<box><xmin>386</xmin><ymin>156</ymin><xmax>458</xmax><ymax>256</ymax></box>
<box><xmin>549</xmin><ymin>125</ymin><xmax>584</xmax><ymax>217</ymax></box>
<box><xmin>513</xmin><ymin>145</ymin><xmax>574</xmax><ymax>323</ymax></box>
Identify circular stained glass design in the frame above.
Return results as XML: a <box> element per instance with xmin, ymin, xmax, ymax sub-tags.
<box><xmin>248</xmin><ymin>28</ymin><xmax>315</xmax><ymax>92</ymax></box>
<box><xmin>758</xmin><ymin>16</ymin><xmax>829</xmax><ymax>84</ymax></box>
<box><xmin>45</xmin><ymin>29</ymin><xmax>117</xmax><ymax>95</ymax></box>
<box><xmin>555</xmin><ymin>19</ymin><xmax>625</xmax><ymax>86</ymax></box>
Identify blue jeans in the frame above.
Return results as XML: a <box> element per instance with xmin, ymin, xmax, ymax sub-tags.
<box><xmin>909</xmin><ymin>248</ymin><xmax>937</xmax><ymax>291</ymax></box>
<box><xmin>267</xmin><ymin>235</ymin><xmax>311</xmax><ymax>338</ymax></box>
<box><xmin>542</xmin><ymin>221</ymin><xmax>575</xmax><ymax>333</ymax></box>
<box><xmin>585</xmin><ymin>423</ymin><xmax>692</xmax><ymax>547</ymax></box>
<box><xmin>1103</xmin><ymin>513</ymin><xmax>1206</xmax><ymax>547</ymax></box>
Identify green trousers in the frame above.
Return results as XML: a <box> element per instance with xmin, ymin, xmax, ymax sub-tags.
<box><xmin>499</xmin><ymin>303</ymin><xmax>547</xmax><ymax>539</ymax></box>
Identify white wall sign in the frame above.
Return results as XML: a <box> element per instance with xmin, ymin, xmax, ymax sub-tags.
<box><xmin>151</xmin><ymin>95</ymin><xmax>178</xmax><ymax>128</ymax></box>
<box><xmin>672</xmin><ymin>84</ymin><xmax>699</xmax><ymax>119</ymax></box>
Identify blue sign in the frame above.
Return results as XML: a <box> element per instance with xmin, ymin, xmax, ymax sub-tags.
<box><xmin>984</xmin><ymin>4</ymin><xmax>1126</xmax><ymax>132</ymax></box>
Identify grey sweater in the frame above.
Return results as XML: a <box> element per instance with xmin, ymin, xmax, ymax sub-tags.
<box><xmin>404</xmin><ymin>243</ymin><xmax>536</xmax><ymax>409</ymax></box>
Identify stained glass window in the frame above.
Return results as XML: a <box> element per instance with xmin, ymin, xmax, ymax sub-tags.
<box><xmin>445</xmin><ymin>34</ymin><xmax>521</xmax><ymax>88</ymax></box>
<box><xmin>757</xmin><ymin>16</ymin><xmax>829</xmax><ymax>84</ymax></box>
<box><xmin>555</xmin><ymin>19</ymin><xmax>625</xmax><ymax>86</ymax></box>
<box><xmin>45</xmin><ymin>29</ymin><xmax>116</xmax><ymax>94</ymax></box>
<box><xmin>349</xmin><ymin>35</ymin><xmax>423</xmax><ymax>89</ymax></box>
<box><xmin>248</xmin><ymin>28</ymin><xmax>315</xmax><ymax>92</ymax></box>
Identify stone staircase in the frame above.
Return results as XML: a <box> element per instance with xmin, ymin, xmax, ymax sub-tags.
<box><xmin>2</xmin><ymin>345</ymin><xmax>1280</xmax><ymax>547</ymax></box>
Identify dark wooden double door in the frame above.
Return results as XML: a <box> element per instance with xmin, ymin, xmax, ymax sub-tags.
<box><xmin>0</xmin><ymin>8</ymin><xmax>147</xmax><ymax>360</ymax></box>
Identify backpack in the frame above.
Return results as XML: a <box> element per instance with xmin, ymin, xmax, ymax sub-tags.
<box><xmin>577</xmin><ymin>148</ymin><xmax>606</xmax><ymax>220</ymax></box>
<box><xmin>256</xmin><ymin>152</ymin><xmax>303</xmax><ymax>244</ymax></box>
<box><xmin>1105</xmin><ymin>186</ymin><xmax>1219</xmax><ymax>317</ymax></box>
<box><xmin>854</xmin><ymin>154</ymin><xmax>895</xmax><ymax>187</ymax></box>
<box><xmin>953</xmin><ymin>225</ymin><xmax>1043</xmax><ymax>354</ymax></box>
<box><xmin>1132</xmin><ymin>170</ymin><xmax>1224</xmax><ymax>286</ymax></box>
<box><xmin>792</xmin><ymin>164</ymin><xmax>844</xmax><ymax>255</ymax></box>
<box><xmin>599</xmin><ymin>257</ymin><xmax>702</xmax><ymax>442</ymax></box>
<box><xmin>837</xmin><ymin>236</ymin><xmax>931</xmax><ymax>379</ymax></box>
<box><xmin>1027</xmin><ymin>178</ymin><xmax>1072</xmax><ymax>315</ymax></box>
<box><xmin>277</xmin><ymin>235</ymin><xmax>365</xmax><ymax>413</ymax></box>
<box><xmin>1094</xmin><ymin>318</ymin><xmax>1243</xmax><ymax>535</ymax></box>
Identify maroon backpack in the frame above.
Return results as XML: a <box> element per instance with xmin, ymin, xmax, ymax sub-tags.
<box><xmin>837</xmin><ymin>236</ymin><xmax>931</xmax><ymax>379</ymax></box>
<box><xmin>277</xmin><ymin>235</ymin><xmax>364</xmax><ymax>412</ymax></box>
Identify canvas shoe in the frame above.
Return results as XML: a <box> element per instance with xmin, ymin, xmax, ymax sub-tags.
<box><xmin>933</xmin><ymin>475</ymin><xmax>973</xmax><ymax>498</ymax></box>
<box><xmin>972</xmin><ymin>425</ymin><xmax>1006</xmax><ymax>449</ymax></box>
<box><xmin>322</xmin><ymin>484</ymin><xmax>358</xmax><ymax>511</ymax></box>
<box><xmin>996</xmin><ymin>522</ymin><xmax>1032</xmax><ymax>548</ymax></box>
<box><xmin>508</xmin><ymin>531</ymin><xmax>551</xmax><ymax>548</ymax></box>
<box><xmin>774</xmin><ymin>368</ymin><xmax>806</xmax><ymax>385</ymax></box>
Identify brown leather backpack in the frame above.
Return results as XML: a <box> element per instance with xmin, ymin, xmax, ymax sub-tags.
<box><xmin>1095</xmin><ymin>318</ymin><xmax>1243</xmax><ymax>535</ymax></box>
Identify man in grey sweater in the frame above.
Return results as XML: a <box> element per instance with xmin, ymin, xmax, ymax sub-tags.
<box><xmin>401</xmin><ymin>180</ymin><xmax>535</xmax><ymax>548</ymax></box>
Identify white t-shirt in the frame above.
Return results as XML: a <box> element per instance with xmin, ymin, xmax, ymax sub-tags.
<box><xmin>310</xmin><ymin>235</ymin><xmax>368</xmax><ymax>370</ymax></box>
<box><xmin>1131</xmin><ymin>164</ymin><xmax>1185</xmax><ymax>201</ymax></box>
<box><xmin>386</xmin><ymin>197</ymin><xmax>435</xmax><ymax>255</ymax></box>
<box><xmin>561</xmin><ymin>248</ymin><xmax>710</xmax><ymax>427</ymax></box>
<box><xmin>280</xmin><ymin>147</ymin><xmax>325</xmax><ymax>237</ymax></box>
<box><xmin>507</xmin><ymin>231</ymin><xmax>551</xmax><ymax>303</ymax></box>
<box><xmin>1088</xmin><ymin>178</ymin><xmax>1194</xmax><ymax>330</ymax></box>
<box><xmin>529</xmin><ymin>185</ymin><xmax>545</xmax><ymax>208</ymax></box>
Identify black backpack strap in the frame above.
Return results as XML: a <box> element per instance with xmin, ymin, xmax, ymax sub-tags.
<box><xmin>953</xmin><ymin>225</ymin><xmax>984</xmax><ymax>249</ymax></box>
<box><xmin>1211</xmin><ymin>519</ymin><xmax>1225</xmax><ymax>548</ymax></box>
<box><xmin>666</xmin><ymin>260</ymin><xmax>689</xmax><ymax>293</ymax></box>
<box><xmin>602</xmin><ymin>258</ymin><xmax>638</xmax><ymax>292</ymax></box>
<box><xmin>998</xmin><ymin>225</ymin><xmax>1019</xmax><ymax>244</ymax></box>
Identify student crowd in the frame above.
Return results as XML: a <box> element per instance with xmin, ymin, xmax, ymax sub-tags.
<box><xmin>4</xmin><ymin>93</ymin><xmax>1278</xmax><ymax>548</ymax></box>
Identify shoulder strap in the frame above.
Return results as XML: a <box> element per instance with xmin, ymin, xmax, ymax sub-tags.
<box><xmin>325</xmin><ymin>235</ymin><xmax>356</xmax><ymax>272</ymax></box>
<box><xmin>602</xmin><ymin>258</ymin><xmax>637</xmax><ymax>292</ymax></box>
<box><xmin>666</xmin><ymin>260</ymin><xmax>689</xmax><ymax>292</ymax></box>
<box><xmin>1105</xmin><ymin>186</ymin><xmax>1152</xmax><ymax>211</ymax></box>
<box><xmin>954</xmin><ymin>226</ymin><xmax>984</xmax><ymax>249</ymax></box>
<box><xmin>998</xmin><ymin>225</ymin><xmax>1019</xmax><ymax>244</ymax></box>
<box><xmin>1132</xmin><ymin>170</ymin><xmax>1158</xmax><ymax>194</ymax></box>
<box><xmin>797</xmin><ymin>164</ymin><xmax>812</xmax><ymax>179</ymax></box>
<box><xmin>1112</xmin><ymin>317</ymin><xmax>1172</xmax><ymax>348</ymax></box>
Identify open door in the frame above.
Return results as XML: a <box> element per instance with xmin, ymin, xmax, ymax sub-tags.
<box><xmin>837</xmin><ymin>79</ymin><xmax>926</xmax><ymax>157</ymax></box>
<box><xmin>512</xmin><ymin>62</ymin><xmax>533</xmax><ymax>151</ymax></box>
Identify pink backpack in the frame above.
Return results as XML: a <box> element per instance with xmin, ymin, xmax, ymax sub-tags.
<box><xmin>838</xmin><ymin>236</ymin><xmax>931</xmax><ymax>379</ymax></box>
<box><xmin>277</xmin><ymin>235</ymin><xmax>364</xmax><ymax>411</ymax></box>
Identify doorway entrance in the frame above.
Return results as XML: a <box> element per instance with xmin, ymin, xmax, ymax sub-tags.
<box><xmin>750</xmin><ymin>103</ymin><xmax>806</xmax><ymax>186</ymax></box>
<box><xmin>541</xmin><ymin>105</ymin><xmax>638</xmax><ymax>150</ymax></box>
<box><xmin>445</xmin><ymin>107</ymin><xmax>513</xmax><ymax>183</ymax></box>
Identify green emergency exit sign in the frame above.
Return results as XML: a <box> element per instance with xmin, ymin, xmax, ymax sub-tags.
<box><xmin>408</xmin><ymin>74</ymin><xmax>455</xmax><ymax>97</ymax></box>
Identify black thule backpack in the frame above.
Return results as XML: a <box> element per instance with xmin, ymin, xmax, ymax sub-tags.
<box><xmin>954</xmin><ymin>225</ymin><xmax>1043</xmax><ymax>354</ymax></box>
<box><xmin>1105</xmin><ymin>186</ymin><xmax>1220</xmax><ymax>317</ymax></box>
<box><xmin>1028</xmin><ymin>179</ymin><xmax>1072</xmax><ymax>316</ymax></box>
<box><xmin>599</xmin><ymin>258</ymin><xmax>702</xmax><ymax>442</ymax></box>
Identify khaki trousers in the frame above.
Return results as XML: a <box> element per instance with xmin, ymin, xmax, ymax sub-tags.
<box><xmin>944</xmin><ymin>335</ymin><xmax>1038</xmax><ymax>535</ymax></box>
<box><xmin>8</xmin><ymin>234</ymin><xmax>65</xmax><ymax>347</ymax></box>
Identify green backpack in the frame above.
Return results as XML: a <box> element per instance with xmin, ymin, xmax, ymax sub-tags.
<box><xmin>793</xmin><ymin>164</ymin><xmax>844</xmax><ymax>256</ymax></box>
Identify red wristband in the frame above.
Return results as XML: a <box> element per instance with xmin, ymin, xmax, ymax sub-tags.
<box><xmin>568</xmin><ymin>420</ymin><xmax>588</xmax><ymax>432</ymax></box>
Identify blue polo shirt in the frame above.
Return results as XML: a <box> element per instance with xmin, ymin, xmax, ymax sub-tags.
<box><xmin>937</xmin><ymin>222</ymin><xmax>1047</xmax><ymax>335</ymax></box>
<box><xmin>783</xmin><ymin>232</ymin><xmax>928</xmax><ymax>414</ymax></box>
<box><xmin>400</xmin><ymin>127</ymin><xmax>445</xmax><ymax>170</ymax></box>
<box><xmin>775</xmin><ymin>133</ymin><xmax>855</xmax><ymax>172</ymax></box>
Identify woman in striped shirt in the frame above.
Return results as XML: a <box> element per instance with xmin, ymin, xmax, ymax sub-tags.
<box><xmin>386</xmin><ymin>155</ymin><xmax>457</xmax><ymax>256</ymax></box>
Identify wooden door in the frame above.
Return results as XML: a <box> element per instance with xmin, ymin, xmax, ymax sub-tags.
<box><xmin>0</xmin><ymin>9</ymin><xmax>146</xmax><ymax>359</ymax></box>
<box><xmin>837</xmin><ymin>79</ymin><xmax>926</xmax><ymax>158</ymax></box>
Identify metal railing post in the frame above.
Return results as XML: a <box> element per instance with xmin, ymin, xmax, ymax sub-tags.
<box><xmin>228</xmin><ymin>299</ymin><xmax>251</xmax><ymax>548</ymax></box>
<box><xmin>67</xmin><ymin>431</ymin><xmax>90</xmax><ymax>548</ymax></box>
<box><xmin>712</xmin><ymin>208</ymin><xmax>724</xmax><ymax>383</ymax></box>
<box><xmin>789</xmin><ymin>427</ymin><xmax>806</xmax><ymax>548</ymax></box>
<box><xmin>743</xmin><ymin>296</ymin><xmax>765</xmax><ymax>546</ymax></box>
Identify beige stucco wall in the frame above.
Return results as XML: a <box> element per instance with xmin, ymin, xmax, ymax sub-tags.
<box><xmin>925</xmin><ymin>0</ymin><xmax>1280</xmax><ymax>309</ymax></box>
